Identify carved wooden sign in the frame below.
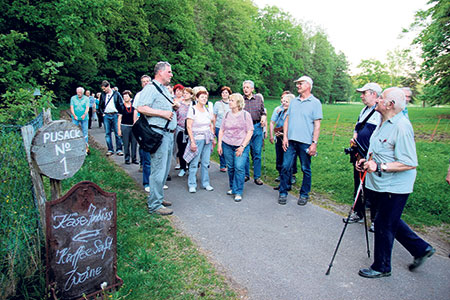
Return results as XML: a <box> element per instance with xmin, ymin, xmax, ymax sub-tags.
<box><xmin>45</xmin><ymin>181</ymin><xmax>122</xmax><ymax>299</ymax></box>
<box><xmin>31</xmin><ymin>120</ymin><xmax>86</xmax><ymax>180</ymax></box>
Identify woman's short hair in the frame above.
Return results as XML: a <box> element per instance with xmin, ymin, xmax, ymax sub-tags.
<box><xmin>220</xmin><ymin>86</ymin><xmax>232</xmax><ymax>94</ymax></box>
<box><xmin>122</xmin><ymin>90</ymin><xmax>133</xmax><ymax>97</ymax></box>
<box><xmin>193</xmin><ymin>86</ymin><xmax>207</xmax><ymax>98</ymax></box>
<box><xmin>196</xmin><ymin>90</ymin><xmax>209</xmax><ymax>99</ymax></box>
<box><xmin>184</xmin><ymin>87</ymin><xmax>194</xmax><ymax>96</ymax></box>
<box><xmin>282</xmin><ymin>93</ymin><xmax>295</xmax><ymax>103</ymax></box>
<box><xmin>173</xmin><ymin>84</ymin><xmax>185</xmax><ymax>92</ymax></box>
<box><xmin>230</xmin><ymin>93</ymin><xmax>245</xmax><ymax>110</ymax></box>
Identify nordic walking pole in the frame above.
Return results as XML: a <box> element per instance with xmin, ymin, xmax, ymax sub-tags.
<box><xmin>325</xmin><ymin>154</ymin><xmax>372</xmax><ymax>275</ymax></box>
<box><xmin>361</xmin><ymin>187</ymin><xmax>371</xmax><ymax>258</ymax></box>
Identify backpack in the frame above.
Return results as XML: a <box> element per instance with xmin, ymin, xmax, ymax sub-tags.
<box><xmin>184</xmin><ymin>104</ymin><xmax>210</xmax><ymax>135</ymax></box>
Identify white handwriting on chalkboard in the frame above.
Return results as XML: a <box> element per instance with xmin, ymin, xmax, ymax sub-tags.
<box><xmin>64</xmin><ymin>265</ymin><xmax>102</xmax><ymax>291</ymax></box>
<box><xmin>43</xmin><ymin>129</ymin><xmax>81</xmax><ymax>144</ymax></box>
<box><xmin>72</xmin><ymin>229</ymin><xmax>101</xmax><ymax>243</ymax></box>
<box><xmin>52</xmin><ymin>204</ymin><xmax>112</xmax><ymax>229</ymax></box>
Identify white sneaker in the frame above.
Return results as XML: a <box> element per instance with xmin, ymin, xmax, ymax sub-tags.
<box><xmin>178</xmin><ymin>170</ymin><xmax>186</xmax><ymax>177</ymax></box>
<box><xmin>189</xmin><ymin>187</ymin><xmax>196</xmax><ymax>193</ymax></box>
<box><xmin>163</xmin><ymin>185</ymin><xmax>169</xmax><ymax>190</ymax></box>
<box><xmin>204</xmin><ymin>185</ymin><xmax>214</xmax><ymax>191</ymax></box>
<box><xmin>227</xmin><ymin>190</ymin><xmax>233</xmax><ymax>195</ymax></box>
<box><xmin>175</xmin><ymin>164</ymin><xmax>180</xmax><ymax>170</ymax></box>
<box><xmin>234</xmin><ymin>195</ymin><xmax>242</xmax><ymax>202</ymax></box>
<box><xmin>144</xmin><ymin>186</ymin><xmax>150</xmax><ymax>192</ymax></box>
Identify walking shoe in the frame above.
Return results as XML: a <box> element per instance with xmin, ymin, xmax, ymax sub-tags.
<box><xmin>275</xmin><ymin>176</ymin><xmax>280</xmax><ymax>182</ymax></box>
<box><xmin>227</xmin><ymin>190</ymin><xmax>234</xmax><ymax>195</ymax></box>
<box><xmin>175</xmin><ymin>163</ymin><xmax>180</xmax><ymax>170</ymax></box>
<box><xmin>234</xmin><ymin>195</ymin><xmax>242</xmax><ymax>202</ymax></box>
<box><xmin>189</xmin><ymin>187</ymin><xmax>196</xmax><ymax>193</ymax></box>
<box><xmin>106</xmin><ymin>151</ymin><xmax>113</xmax><ymax>156</ymax></box>
<box><xmin>204</xmin><ymin>185</ymin><xmax>214</xmax><ymax>191</ymax></box>
<box><xmin>297</xmin><ymin>196</ymin><xmax>309</xmax><ymax>206</ymax></box>
<box><xmin>369</xmin><ymin>223</ymin><xmax>375</xmax><ymax>233</ymax></box>
<box><xmin>358</xmin><ymin>267</ymin><xmax>391</xmax><ymax>278</ymax></box>
<box><xmin>163</xmin><ymin>185</ymin><xmax>169</xmax><ymax>190</ymax></box>
<box><xmin>162</xmin><ymin>200</ymin><xmax>172</xmax><ymax>207</ymax></box>
<box><xmin>166</xmin><ymin>175</ymin><xmax>171</xmax><ymax>181</ymax></box>
<box><xmin>132</xmin><ymin>160</ymin><xmax>139</xmax><ymax>165</ymax></box>
<box><xmin>220</xmin><ymin>167</ymin><xmax>227</xmax><ymax>172</ymax></box>
<box><xmin>151</xmin><ymin>206</ymin><xmax>173</xmax><ymax>216</ymax></box>
<box><xmin>343</xmin><ymin>212</ymin><xmax>363</xmax><ymax>224</ymax></box>
<box><xmin>116</xmin><ymin>151</ymin><xmax>124</xmax><ymax>156</ymax></box>
<box><xmin>139</xmin><ymin>166</ymin><xmax>143</xmax><ymax>172</ymax></box>
<box><xmin>273</xmin><ymin>186</ymin><xmax>280</xmax><ymax>190</ymax></box>
<box><xmin>278</xmin><ymin>195</ymin><xmax>287</xmax><ymax>205</ymax></box>
<box><xmin>409</xmin><ymin>246</ymin><xmax>436</xmax><ymax>271</ymax></box>
<box><xmin>254</xmin><ymin>178</ymin><xmax>263</xmax><ymax>185</ymax></box>
<box><xmin>125</xmin><ymin>161</ymin><xmax>131</xmax><ymax>165</ymax></box>
<box><xmin>245</xmin><ymin>176</ymin><xmax>250</xmax><ymax>182</ymax></box>
<box><xmin>144</xmin><ymin>186</ymin><xmax>150</xmax><ymax>192</ymax></box>
<box><xmin>178</xmin><ymin>170</ymin><xmax>186</xmax><ymax>177</ymax></box>
<box><xmin>86</xmin><ymin>146</ymin><xmax>90</xmax><ymax>155</ymax></box>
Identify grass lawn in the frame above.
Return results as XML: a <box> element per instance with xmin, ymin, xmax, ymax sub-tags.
<box><xmin>212</xmin><ymin>98</ymin><xmax>450</xmax><ymax>227</ymax></box>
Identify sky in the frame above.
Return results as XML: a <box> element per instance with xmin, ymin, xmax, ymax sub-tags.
<box><xmin>253</xmin><ymin>0</ymin><xmax>429</xmax><ymax>74</ymax></box>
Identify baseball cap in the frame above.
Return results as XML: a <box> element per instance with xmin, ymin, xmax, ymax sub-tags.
<box><xmin>294</xmin><ymin>76</ymin><xmax>313</xmax><ymax>87</ymax></box>
<box><xmin>356</xmin><ymin>83</ymin><xmax>382</xmax><ymax>95</ymax></box>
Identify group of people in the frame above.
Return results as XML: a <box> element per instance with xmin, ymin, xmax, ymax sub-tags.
<box><xmin>69</xmin><ymin>60</ymin><xmax>438</xmax><ymax>279</ymax></box>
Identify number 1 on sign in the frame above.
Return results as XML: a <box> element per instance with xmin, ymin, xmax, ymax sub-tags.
<box><xmin>60</xmin><ymin>157</ymin><xmax>69</xmax><ymax>175</ymax></box>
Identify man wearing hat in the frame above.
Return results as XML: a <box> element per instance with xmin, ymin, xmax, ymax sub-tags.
<box><xmin>344</xmin><ymin>83</ymin><xmax>382</xmax><ymax>226</ymax></box>
<box><xmin>278</xmin><ymin>76</ymin><xmax>322</xmax><ymax>206</ymax></box>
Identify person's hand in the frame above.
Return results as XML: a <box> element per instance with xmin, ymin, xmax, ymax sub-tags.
<box><xmin>282</xmin><ymin>136</ymin><xmax>289</xmax><ymax>152</ymax></box>
<box><xmin>212</xmin><ymin>138</ymin><xmax>217</xmax><ymax>148</ymax></box>
<box><xmin>162</xmin><ymin>110</ymin><xmax>174</xmax><ymax>121</ymax></box>
<box><xmin>118</xmin><ymin>129</ymin><xmax>122</xmax><ymax>137</ymax></box>
<box><xmin>363</xmin><ymin>160</ymin><xmax>377</xmax><ymax>173</ymax></box>
<box><xmin>269</xmin><ymin>136</ymin><xmax>274</xmax><ymax>144</ymax></box>
<box><xmin>190</xmin><ymin>142</ymin><xmax>197</xmax><ymax>152</ymax></box>
<box><xmin>73</xmin><ymin>115</ymin><xmax>78</xmax><ymax>121</ymax></box>
<box><xmin>307</xmin><ymin>143</ymin><xmax>317</xmax><ymax>156</ymax></box>
<box><xmin>275</xmin><ymin>131</ymin><xmax>283</xmax><ymax>137</ymax></box>
<box><xmin>356</xmin><ymin>159</ymin><xmax>366</xmax><ymax>172</ymax></box>
<box><xmin>217</xmin><ymin>145</ymin><xmax>222</xmax><ymax>156</ymax></box>
<box><xmin>172</xmin><ymin>102</ymin><xmax>180</xmax><ymax>111</ymax></box>
<box><xmin>235</xmin><ymin>146</ymin><xmax>244</xmax><ymax>157</ymax></box>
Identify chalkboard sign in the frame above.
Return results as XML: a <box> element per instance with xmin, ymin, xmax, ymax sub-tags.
<box><xmin>32</xmin><ymin>120</ymin><xmax>86</xmax><ymax>180</ymax></box>
<box><xmin>45</xmin><ymin>181</ymin><xmax>122</xmax><ymax>299</ymax></box>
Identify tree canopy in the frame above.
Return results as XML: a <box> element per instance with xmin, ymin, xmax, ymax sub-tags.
<box><xmin>0</xmin><ymin>0</ymin><xmax>353</xmax><ymax>123</ymax></box>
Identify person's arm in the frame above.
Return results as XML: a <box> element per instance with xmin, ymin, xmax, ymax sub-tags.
<box><xmin>133</xmin><ymin>109</ymin><xmax>138</xmax><ymax>123</ymax></box>
<box><xmin>217</xmin><ymin>128</ymin><xmax>224</xmax><ymax>156</ymax></box>
<box><xmin>361</xmin><ymin>160</ymin><xmax>416</xmax><ymax>173</ymax></box>
<box><xmin>307</xmin><ymin>119</ymin><xmax>321</xmax><ymax>156</ymax></box>
<box><xmin>82</xmin><ymin>100</ymin><xmax>89</xmax><ymax>120</ymax></box>
<box><xmin>235</xmin><ymin>128</ymin><xmax>253</xmax><ymax>157</ymax></box>
<box><xmin>70</xmin><ymin>103</ymin><xmax>77</xmax><ymax>120</ymax></box>
<box><xmin>186</xmin><ymin>118</ymin><xmax>197</xmax><ymax>152</ymax></box>
<box><xmin>260</xmin><ymin>100</ymin><xmax>267</xmax><ymax>127</ymax></box>
<box><xmin>282</xmin><ymin>115</ymin><xmax>289</xmax><ymax>151</ymax></box>
<box><xmin>117</xmin><ymin>114</ymin><xmax>122</xmax><ymax>136</ymax></box>
<box><xmin>269</xmin><ymin>120</ymin><xmax>275</xmax><ymax>144</ymax></box>
<box><xmin>446</xmin><ymin>163</ymin><xmax>450</xmax><ymax>185</ymax></box>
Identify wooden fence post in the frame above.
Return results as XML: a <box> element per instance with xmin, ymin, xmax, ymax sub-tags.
<box><xmin>332</xmin><ymin>113</ymin><xmax>340</xmax><ymax>144</ymax></box>
<box><xmin>430</xmin><ymin>117</ymin><xmax>441</xmax><ymax>142</ymax></box>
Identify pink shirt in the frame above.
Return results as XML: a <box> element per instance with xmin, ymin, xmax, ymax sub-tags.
<box><xmin>220</xmin><ymin>110</ymin><xmax>253</xmax><ymax>146</ymax></box>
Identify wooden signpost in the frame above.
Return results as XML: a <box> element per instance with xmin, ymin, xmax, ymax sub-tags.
<box><xmin>46</xmin><ymin>181</ymin><xmax>122</xmax><ymax>299</ymax></box>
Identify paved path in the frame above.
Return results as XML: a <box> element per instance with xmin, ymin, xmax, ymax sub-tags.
<box><xmin>90</xmin><ymin>126</ymin><xmax>449</xmax><ymax>300</ymax></box>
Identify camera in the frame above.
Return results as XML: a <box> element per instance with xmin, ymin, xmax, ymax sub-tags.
<box><xmin>344</xmin><ymin>147</ymin><xmax>355</xmax><ymax>155</ymax></box>
<box><xmin>344</xmin><ymin>139</ymin><xmax>367</xmax><ymax>163</ymax></box>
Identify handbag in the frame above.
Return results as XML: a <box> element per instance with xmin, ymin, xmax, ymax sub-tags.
<box><xmin>132</xmin><ymin>115</ymin><xmax>163</xmax><ymax>154</ymax></box>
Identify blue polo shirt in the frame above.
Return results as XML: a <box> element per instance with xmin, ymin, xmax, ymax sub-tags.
<box><xmin>286</xmin><ymin>95</ymin><xmax>322</xmax><ymax>144</ymax></box>
<box><xmin>366</xmin><ymin>113</ymin><xmax>418</xmax><ymax>194</ymax></box>
<box><xmin>138</xmin><ymin>80</ymin><xmax>177</xmax><ymax>131</ymax></box>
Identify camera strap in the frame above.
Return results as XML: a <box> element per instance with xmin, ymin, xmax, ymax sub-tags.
<box><xmin>355</xmin><ymin>107</ymin><xmax>376</xmax><ymax>133</ymax></box>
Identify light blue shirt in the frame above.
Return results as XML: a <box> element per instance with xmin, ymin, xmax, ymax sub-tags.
<box><xmin>270</xmin><ymin>105</ymin><xmax>286</xmax><ymax>128</ymax></box>
<box><xmin>366</xmin><ymin>113</ymin><xmax>418</xmax><ymax>194</ymax></box>
<box><xmin>138</xmin><ymin>80</ymin><xmax>177</xmax><ymax>130</ymax></box>
<box><xmin>286</xmin><ymin>95</ymin><xmax>322</xmax><ymax>144</ymax></box>
<box><xmin>213</xmin><ymin>100</ymin><xmax>230</xmax><ymax>128</ymax></box>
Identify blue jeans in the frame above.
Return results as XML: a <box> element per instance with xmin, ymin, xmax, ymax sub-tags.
<box><xmin>140</xmin><ymin>148</ymin><xmax>151</xmax><ymax>188</ymax></box>
<box><xmin>121</xmin><ymin>124</ymin><xmax>137</xmax><ymax>162</ymax></box>
<box><xmin>279</xmin><ymin>141</ymin><xmax>311</xmax><ymax>198</ymax></box>
<box><xmin>368</xmin><ymin>191</ymin><xmax>430</xmax><ymax>273</ymax></box>
<box><xmin>245</xmin><ymin>123</ymin><xmax>263</xmax><ymax>179</ymax></box>
<box><xmin>222</xmin><ymin>142</ymin><xmax>249</xmax><ymax>196</ymax></box>
<box><xmin>215</xmin><ymin>127</ymin><xmax>226</xmax><ymax>169</ymax></box>
<box><xmin>275</xmin><ymin>137</ymin><xmax>297</xmax><ymax>175</ymax></box>
<box><xmin>188</xmin><ymin>139</ymin><xmax>212</xmax><ymax>189</ymax></box>
<box><xmin>148</xmin><ymin>129</ymin><xmax>173</xmax><ymax>212</ymax></box>
<box><xmin>103</xmin><ymin>113</ymin><xmax>123</xmax><ymax>153</ymax></box>
<box><xmin>72</xmin><ymin>118</ymin><xmax>89</xmax><ymax>145</ymax></box>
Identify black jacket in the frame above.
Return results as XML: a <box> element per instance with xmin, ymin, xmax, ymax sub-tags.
<box><xmin>99</xmin><ymin>90</ymin><xmax>124</xmax><ymax>115</ymax></box>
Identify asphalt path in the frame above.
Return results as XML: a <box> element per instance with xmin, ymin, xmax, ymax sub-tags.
<box><xmin>89</xmin><ymin>125</ymin><xmax>449</xmax><ymax>300</ymax></box>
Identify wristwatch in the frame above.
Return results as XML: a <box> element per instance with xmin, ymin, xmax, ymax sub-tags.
<box><xmin>376</xmin><ymin>162</ymin><xmax>382</xmax><ymax>177</ymax></box>
<box><xmin>312</xmin><ymin>140</ymin><xmax>318</xmax><ymax>144</ymax></box>
<box><xmin>381</xmin><ymin>163</ymin><xmax>388</xmax><ymax>172</ymax></box>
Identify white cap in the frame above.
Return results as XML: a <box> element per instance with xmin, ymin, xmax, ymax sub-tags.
<box><xmin>294</xmin><ymin>76</ymin><xmax>313</xmax><ymax>89</ymax></box>
<box><xmin>356</xmin><ymin>83</ymin><xmax>382</xmax><ymax>95</ymax></box>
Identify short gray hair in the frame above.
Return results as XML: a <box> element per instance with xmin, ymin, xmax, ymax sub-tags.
<box><xmin>242</xmin><ymin>80</ymin><xmax>254</xmax><ymax>88</ymax></box>
<box><xmin>383</xmin><ymin>87</ymin><xmax>406</xmax><ymax>111</ymax></box>
<box><xmin>154</xmin><ymin>61</ymin><xmax>171</xmax><ymax>76</ymax></box>
<box><xmin>282</xmin><ymin>94</ymin><xmax>295</xmax><ymax>103</ymax></box>
<box><xmin>76</xmin><ymin>87</ymin><xmax>85</xmax><ymax>93</ymax></box>
<box><xmin>230</xmin><ymin>93</ymin><xmax>245</xmax><ymax>110</ymax></box>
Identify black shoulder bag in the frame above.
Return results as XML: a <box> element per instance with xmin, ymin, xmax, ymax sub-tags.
<box><xmin>132</xmin><ymin>82</ymin><xmax>173</xmax><ymax>153</ymax></box>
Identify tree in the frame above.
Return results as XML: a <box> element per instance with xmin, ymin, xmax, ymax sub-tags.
<box><xmin>411</xmin><ymin>0</ymin><xmax>450</xmax><ymax>105</ymax></box>
<box><xmin>330</xmin><ymin>52</ymin><xmax>352</xmax><ymax>103</ymax></box>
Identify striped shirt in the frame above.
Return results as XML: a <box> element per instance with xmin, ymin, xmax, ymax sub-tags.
<box><xmin>244</xmin><ymin>94</ymin><xmax>266</xmax><ymax>122</ymax></box>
